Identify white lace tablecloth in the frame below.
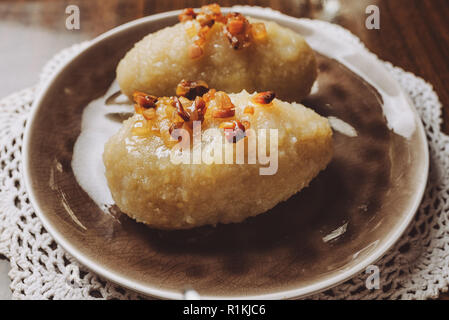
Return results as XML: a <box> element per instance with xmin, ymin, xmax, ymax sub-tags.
<box><xmin>0</xmin><ymin>17</ymin><xmax>448</xmax><ymax>300</ymax></box>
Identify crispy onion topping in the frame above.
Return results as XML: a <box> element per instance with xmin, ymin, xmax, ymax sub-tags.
<box><xmin>244</xmin><ymin>106</ymin><xmax>255</xmax><ymax>114</ymax></box>
<box><xmin>252</xmin><ymin>91</ymin><xmax>276</xmax><ymax>105</ymax></box>
<box><xmin>176</xmin><ymin>80</ymin><xmax>209</xmax><ymax>100</ymax></box>
<box><xmin>179</xmin><ymin>8</ymin><xmax>197</xmax><ymax>22</ymax></box>
<box><xmin>179</xmin><ymin>4</ymin><xmax>268</xmax><ymax>59</ymax></box>
<box><xmin>133</xmin><ymin>91</ymin><xmax>158</xmax><ymax>108</ymax></box>
<box><xmin>220</xmin><ymin>120</ymin><xmax>246</xmax><ymax>143</ymax></box>
<box><xmin>132</xmin><ymin>81</ymin><xmax>274</xmax><ymax>141</ymax></box>
<box><xmin>172</xmin><ymin>95</ymin><xmax>208</xmax><ymax>124</ymax></box>
<box><xmin>224</xmin><ymin>13</ymin><xmax>252</xmax><ymax>50</ymax></box>
<box><xmin>172</xmin><ymin>96</ymin><xmax>190</xmax><ymax>121</ymax></box>
<box><xmin>213</xmin><ymin>108</ymin><xmax>236</xmax><ymax>118</ymax></box>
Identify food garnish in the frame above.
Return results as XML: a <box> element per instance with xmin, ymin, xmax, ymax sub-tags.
<box><xmin>220</xmin><ymin>120</ymin><xmax>246</xmax><ymax>143</ymax></box>
<box><xmin>132</xmin><ymin>80</ymin><xmax>271</xmax><ymax>143</ymax></box>
<box><xmin>132</xmin><ymin>91</ymin><xmax>158</xmax><ymax>108</ymax></box>
<box><xmin>179</xmin><ymin>4</ymin><xmax>268</xmax><ymax>59</ymax></box>
<box><xmin>252</xmin><ymin>91</ymin><xmax>276</xmax><ymax>105</ymax></box>
<box><xmin>176</xmin><ymin>80</ymin><xmax>209</xmax><ymax>100</ymax></box>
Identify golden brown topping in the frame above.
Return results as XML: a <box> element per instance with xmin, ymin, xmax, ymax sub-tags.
<box><xmin>169</xmin><ymin>121</ymin><xmax>184</xmax><ymax>140</ymax></box>
<box><xmin>251</xmin><ymin>22</ymin><xmax>268</xmax><ymax>41</ymax></box>
<box><xmin>225</xmin><ymin>13</ymin><xmax>252</xmax><ymax>50</ymax></box>
<box><xmin>180</xmin><ymin>4</ymin><xmax>266</xmax><ymax>59</ymax></box>
<box><xmin>213</xmin><ymin>108</ymin><xmax>236</xmax><ymax>119</ymax></box>
<box><xmin>131</xmin><ymin>83</ymin><xmax>273</xmax><ymax>143</ymax></box>
<box><xmin>214</xmin><ymin>91</ymin><xmax>235</xmax><ymax>110</ymax></box>
<box><xmin>142</xmin><ymin>108</ymin><xmax>156</xmax><ymax>120</ymax></box>
<box><xmin>134</xmin><ymin>104</ymin><xmax>145</xmax><ymax>115</ymax></box>
<box><xmin>220</xmin><ymin>120</ymin><xmax>246</xmax><ymax>143</ymax></box>
<box><xmin>188</xmin><ymin>44</ymin><xmax>203</xmax><ymax>59</ymax></box>
<box><xmin>211</xmin><ymin>91</ymin><xmax>236</xmax><ymax>118</ymax></box>
<box><xmin>196</xmin><ymin>12</ymin><xmax>215</xmax><ymax>28</ymax></box>
<box><xmin>186</xmin><ymin>96</ymin><xmax>207</xmax><ymax>122</ymax></box>
<box><xmin>179</xmin><ymin>8</ymin><xmax>197</xmax><ymax>22</ymax></box>
<box><xmin>252</xmin><ymin>91</ymin><xmax>276</xmax><ymax>105</ymax></box>
<box><xmin>196</xmin><ymin>4</ymin><xmax>226</xmax><ymax>26</ymax></box>
<box><xmin>133</xmin><ymin>91</ymin><xmax>158</xmax><ymax>108</ymax></box>
<box><xmin>219</xmin><ymin>121</ymin><xmax>237</xmax><ymax>130</ymax></box>
<box><xmin>227</xmin><ymin>17</ymin><xmax>245</xmax><ymax>35</ymax></box>
<box><xmin>241</xmin><ymin>120</ymin><xmax>251</xmax><ymax>129</ymax></box>
<box><xmin>244</xmin><ymin>106</ymin><xmax>255</xmax><ymax>115</ymax></box>
<box><xmin>172</xmin><ymin>96</ymin><xmax>190</xmax><ymax>121</ymax></box>
<box><xmin>172</xmin><ymin>95</ymin><xmax>208</xmax><ymax>124</ymax></box>
<box><xmin>197</xmin><ymin>25</ymin><xmax>211</xmax><ymax>41</ymax></box>
<box><xmin>176</xmin><ymin>80</ymin><xmax>209</xmax><ymax>100</ymax></box>
<box><xmin>201</xmin><ymin>4</ymin><xmax>222</xmax><ymax>16</ymax></box>
<box><xmin>203</xmin><ymin>89</ymin><xmax>216</xmax><ymax>103</ymax></box>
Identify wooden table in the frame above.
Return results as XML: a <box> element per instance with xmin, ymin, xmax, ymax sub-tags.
<box><xmin>0</xmin><ymin>0</ymin><xmax>448</xmax><ymax>300</ymax></box>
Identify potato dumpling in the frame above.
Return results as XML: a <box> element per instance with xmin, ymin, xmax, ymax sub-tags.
<box><xmin>117</xmin><ymin>4</ymin><xmax>317</xmax><ymax>102</ymax></box>
<box><xmin>103</xmin><ymin>86</ymin><xmax>332</xmax><ymax>230</ymax></box>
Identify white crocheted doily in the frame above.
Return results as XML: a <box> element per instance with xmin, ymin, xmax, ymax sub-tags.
<box><xmin>1</xmin><ymin>17</ymin><xmax>448</xmax><ymax>300</ymax></box>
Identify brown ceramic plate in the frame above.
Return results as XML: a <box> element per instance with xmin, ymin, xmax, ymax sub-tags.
<box><xmin>23</xmin><ymin>8</ymin><xmax>428</xmax><ymax>299</ymax></box>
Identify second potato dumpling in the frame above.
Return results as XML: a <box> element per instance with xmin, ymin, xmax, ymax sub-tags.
<box><xmin>117</xmin><ymin>4</ymin><xmax>317</xmax><ymax>101</ymax></box>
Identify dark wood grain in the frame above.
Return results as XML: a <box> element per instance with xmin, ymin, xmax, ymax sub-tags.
<box><xmin>0</xmin><ymin>0</ymin><xmax>447</xmax><ymax>131</ymax></box>
<box><xmin>0</xmin><ymin>0</ymin><xmax>448</xmax><ymax>299</ymax></box>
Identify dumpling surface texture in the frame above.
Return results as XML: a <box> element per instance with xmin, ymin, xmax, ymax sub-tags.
<box><xmin>103</xmin><ymin>90</ymin><xmax>333</xmax><ymax>229</ymax></box>
<box><xmin>117</xmin><ymin>18</ymin><xmax>317</xmax><ymax>101</ymax></box>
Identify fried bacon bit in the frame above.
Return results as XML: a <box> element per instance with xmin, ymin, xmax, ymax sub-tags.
<box><xmin>197</xmin><ymin>4</ymin><xmax>226</xmax><ymax>26</ymax></box>
<box><xmin>244</xmin><ymin>106</ymin><xmax>255</xmax><ymax>115</ymax></box>
<box><xmin>172</xmin><ymin>96</ymin><xmax>190</xmax><ymax>121</ymax></box>
<box><xmin>179</xmin><ymin>8</ymin><xmax>197</xmax><ymax>22</ymax></box>
<box><xmin>197</xmin><ymin>26</ymin><xmax>211</xmax><ymax>43</ymax></box>
<box><xmin>241</xmin><ymin>120</ymin><xmax>251</xmax><ymax>129</ymax></box>
<box><xmin>213</xmin><ymin>108</ymin><xmax>235</xmax><ymax>118</ymax></box>
<box><xmin>203</xmin><ymin>89</ymin><xmax>216</xmax><ymax>103</ymax></box>
<box><xmin>212</xmin><ymin>91</ymin><xmax>236</xmax><ymax>118</ymax></box>
<box><xmin>130</xmin><ymin>82</ymin><xmax>275</xmax><ymax>143</ymax></box>
<box><xmin>133</xmin><ymin>91</ymin><xmax>159</xmax><ymax>123</ymax></box>
<box><xmin>182</xmin><ymin>4</ymin><xmax>226</xmax><ymax>59</ymax></box>
<box><xmin>227</xmin><ymin>16</ymin><xmax>245</xmax><ymax>35</ymax></box>
<box><xmin>134</xmin><ymin>104</ymin><xmax>145</xmax><ymax>115</ymax></box>
<box><xmin>181</xmin><ymin>4</ymin><xmax>266</xmax><ymax>58</ymax></box>
<box><xmin>219</xmin><ymin>121</ymin><xmax>236</xmax><ymax>130</ymax></box>
<box><xmin>133</xmin><ymin>91</ymin><xmax>158</xmax><ymax>108</ymax></box>
<box><xmin>189</xmin><ymin>26</ymin><xmax>210</xmax><ymax>59</ymax></box>
<box><xmin>252</xmin><ymin>91</ymin><xmax>276</xmax><ymax>105</ymax></box>
<box><xmin>142</xmin><ymin>108</ymin><xmax>156</xmax><ymax>120</ymax></box>
<box><xmin>225</xmin><ymin>13</ymin><xmax>252</xmax><ymax>50</ymax></box>
<box><xmin>251</xmin><ymin>22</ymin><xmax>268</xmax><ymax>41</ymax></box>
<box><xmin>214</xmin><ymin>91</ymin><xmax>235</xmax><ymax>110</ymax></box>
<box><xmin>186</xmin><ymin>96</ymin><xmax>207</xmax><ymax>122</ymax></box>
<box><xmin>196</xmin><ymin>96</ymin><xmax>207</xmax><ymax>116</ymax></box>
<box><xmin>176</xmin><ymin>80</ymin><xmax>209</xmax><ymax>100</ymax></box>
<box><xmin>220</xmin><ymin>120</ymin><xmax>246</xmax><ymax>143</ymax></box>
<box><xmin>172</xmin><ymin>95</ymin><xmax>208</xmax><ymax>123</ymax></box>
<box><xmin>196</xmin><ymin>11</ymin><xmax>215</xmax><ymax>28</ymax></box>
